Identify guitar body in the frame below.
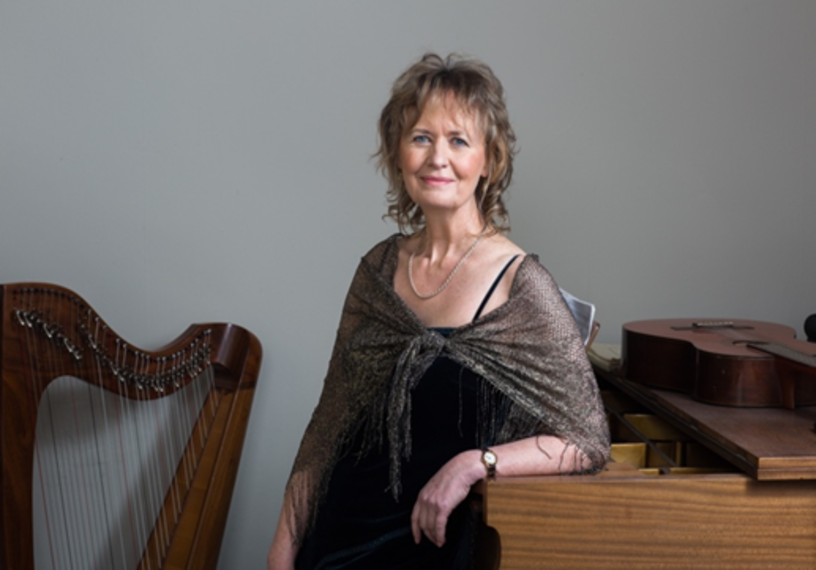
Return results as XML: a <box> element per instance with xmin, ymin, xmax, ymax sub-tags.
<box><xmin>622</xmin><ymin>319</ymin><xmax>816</xmax><ymax>408</ymax></box>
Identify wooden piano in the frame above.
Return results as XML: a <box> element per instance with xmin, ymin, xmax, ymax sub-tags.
<box><xmin>479</xmin><ymin>359</ymin><xmax>816</xmax><ymax>569</ymax></box>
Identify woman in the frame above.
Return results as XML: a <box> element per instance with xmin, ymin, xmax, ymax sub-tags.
<box><xmin>268</xmin><ymin>52</ymin><xmax>610</xmax><ymax>570</ymax></box>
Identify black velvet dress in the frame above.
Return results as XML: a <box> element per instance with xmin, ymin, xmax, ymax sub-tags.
<box><xmin>295</xmin><ymin>258</ymin><xmax>519</xmax><ymax>570</ymax></box>
<box><xmin>296</xmin><ymin>354</ymin><xmax>497</xmax><ymax>569</ymax></box>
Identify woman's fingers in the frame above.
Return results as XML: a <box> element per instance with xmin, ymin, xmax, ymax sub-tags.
<box><xmin>411</xmin><ymin>502</ymin><xmax>423</xmax><ymax>544</ymax></box>
<box><xmin>411</xmin><ymin>450</ymin><xmax>483</xmax><ymax>547</ymax></box>
<box><xmin>411</xmin><ymin>492</ymin><xmax>450</xmax><ymax>547</ymax></box>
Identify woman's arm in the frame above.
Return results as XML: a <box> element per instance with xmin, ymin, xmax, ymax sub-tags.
<box><xmin>267</xmin><ymin>506</ymin><xmax>298</xmax><ymax>570</ymax></box>
<box><xmin>267</xmin><ymin>471</ymin><xmax>311</xmax><ymax>570</ymax></box>
<box><xmin>410</xmin><ymin>434</ymin><xmax>588</xmax><ymax>547</ymax></box>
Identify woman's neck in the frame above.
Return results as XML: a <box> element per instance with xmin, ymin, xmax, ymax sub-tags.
<box><xmin>417</xmin><ymin>209</ymin><xmax>486</xmax><ymax>263</ymax></box>
<box><xmin>416</xmin><ymin>225</ymin><xmax>484</xmax><ymax>264</ymax></box>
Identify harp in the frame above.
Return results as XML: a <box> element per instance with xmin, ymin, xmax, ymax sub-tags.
<box><xmin>0</xmin><ymin>283</ymin><xmax>262</xmax><ymax>570</ymax></box>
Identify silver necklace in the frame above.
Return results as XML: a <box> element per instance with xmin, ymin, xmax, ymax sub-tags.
<box><xmin>408</xmin><ymin>233</ymin><xmax>484</xmax><ymax>300</ymax></box>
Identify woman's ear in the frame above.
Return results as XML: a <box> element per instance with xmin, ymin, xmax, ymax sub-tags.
<box><xmin>482</xmin><ymin>159</ymin><xmax>492</xmax><ymax>182</ymax></box>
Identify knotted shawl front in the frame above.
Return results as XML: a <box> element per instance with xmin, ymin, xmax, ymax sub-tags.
<box><xmin>286</xmin><ymin>235</ymin><xmax>610</xmax><ymax>542</ymax></box>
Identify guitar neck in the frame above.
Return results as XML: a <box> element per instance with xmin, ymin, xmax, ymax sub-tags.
<box><xmin>748</xmin><ymin>341</ymin><xmax>816</xmax><ymax>368</ymax></box>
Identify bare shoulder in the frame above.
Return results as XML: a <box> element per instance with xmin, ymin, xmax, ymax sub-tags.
<box><xmin>481</xmin><ymin>233</ymin><xmax>526</xmax><ymax>275</ymax></box>
<box><xmin>490</xmin><ymin>233</ymin><xmax>525</xmax><ymax>256</ymax></box>
<box><xmin>469</xmin><ymin>233</ymin><xmax>527</xmax><ymax>318</ymax></box>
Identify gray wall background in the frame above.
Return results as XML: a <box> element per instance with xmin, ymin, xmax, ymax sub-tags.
<box><xmin>2</xmin><ymin>1</ymin><xmax>814</xmax><ymax>568</ymax></box>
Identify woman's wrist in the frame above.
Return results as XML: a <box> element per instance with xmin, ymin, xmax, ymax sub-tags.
<box><xmin>462</xmin><ymin>448</ymin><xmax>492</xmax><ymax>483</ymax></box>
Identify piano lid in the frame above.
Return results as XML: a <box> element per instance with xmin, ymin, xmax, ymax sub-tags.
<box><xmin>596</xmin><ymin>367</ymin><xmax>816</xmax><ymax>481</ymax></box>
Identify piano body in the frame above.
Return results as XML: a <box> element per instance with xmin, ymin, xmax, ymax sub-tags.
<box><xmin>480</xmin><ymin>364</ymin><xmax>816</xmax><ymax>569</ymax></box>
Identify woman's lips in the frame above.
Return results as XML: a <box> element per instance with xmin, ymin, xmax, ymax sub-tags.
<box><xmin>421</xmin><ymin>176</ymin><xmax>454</xmax><ymax>186</ymax></box>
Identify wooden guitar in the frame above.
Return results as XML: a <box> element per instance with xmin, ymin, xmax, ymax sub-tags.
<box><xmin>622</xmin><ymin>319</ymin><xmax>816</xmax><ymax>408</ymax></box>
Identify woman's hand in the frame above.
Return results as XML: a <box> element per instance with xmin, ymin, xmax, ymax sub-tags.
<box><xmin>409</xmin><ymin>436</ymin><xmax>586</xmax><ymax>548</ymax></box>
<box><xmin>410</xmin><ymin>449</ymin><xmax>484</xmax><ymax>547</ymax></box>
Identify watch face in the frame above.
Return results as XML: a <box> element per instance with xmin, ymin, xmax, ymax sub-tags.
<box><xmin>484</xmin><ymin>450</ymin><xmax>497</xmax><ymax>465</ymax></box>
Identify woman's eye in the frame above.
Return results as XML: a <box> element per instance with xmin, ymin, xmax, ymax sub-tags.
<box><xmin>452</xmin><ymin>137</ymin><xmax>468</xmax><ymax>147</ymax></box>
<box><xmin>413</xmin><ymin>135</ymin><xmax>430</xmax><ymax>144</ymax></box>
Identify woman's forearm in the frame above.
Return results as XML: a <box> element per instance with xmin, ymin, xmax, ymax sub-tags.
<box><xmin>488</xmin><ymin>434</ymin><xmax>593</xmax><ymax>479</ymax></box>
<box><xmin>267</xmin><ymin>504</ymin><xmax>298</xmax><ymax>570</ymax></box>
<box><xmin>410</xmin><ymin>434</ymin><xmax>593</xmax><ymax>547</ymax></box>
<box><xmin>267</xmin><ymin>492</ymin><xmax>302</xmax><ymax>570</ymax></box>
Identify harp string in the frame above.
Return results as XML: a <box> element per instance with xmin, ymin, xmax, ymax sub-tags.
<box><xmin>89</xmin><ymin>314</ymin><xmax>123</xmax><ymax>570</ymax></box>
<box><xmin>146</xmin><ymin>351</ymin><xmax>167</xmax><ymax>568</ymax></box>
<box><xmin>50</xmin><ymin>290</ymin><xmax>85</xmax><ymax>569</ymax></box>
<box><xmin>63</xmin><ymin>290</ymin><xmax>98</xmax><ymax>569</ymax></box>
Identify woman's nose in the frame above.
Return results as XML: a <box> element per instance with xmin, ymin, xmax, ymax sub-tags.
<box><xmin>428</xmin><ymin>142</ymin><xmax>449</xmax><ymax>167</ymax></box>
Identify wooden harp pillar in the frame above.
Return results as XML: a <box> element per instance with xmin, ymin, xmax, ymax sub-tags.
<box><xmin>0</xmin><ymin>283</ymin><xmax>263</xmax><ymax>570</ymax></box>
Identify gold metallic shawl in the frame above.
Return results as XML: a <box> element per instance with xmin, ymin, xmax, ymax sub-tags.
<box><xmin>286</xmin><ymin>235</ymin><xmax>610</xmax><ymax>541</ymax></box>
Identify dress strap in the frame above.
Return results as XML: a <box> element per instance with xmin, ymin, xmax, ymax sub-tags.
<box><xmin>472</xmin><ymin>255</ymin><xmax>521</xmax><ymax>322</ymax></box>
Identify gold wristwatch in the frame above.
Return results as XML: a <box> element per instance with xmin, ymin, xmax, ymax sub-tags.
<box><xmin>481</xmin><ymin>448</ymin><xmax>497</xmax><ymax>480</ymax></box>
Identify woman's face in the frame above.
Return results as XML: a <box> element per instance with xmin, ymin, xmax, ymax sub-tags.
<box><xmin>397</xmin><ymin>93</ymin><xmax>488</xmax><ymax>219</ymax></box>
